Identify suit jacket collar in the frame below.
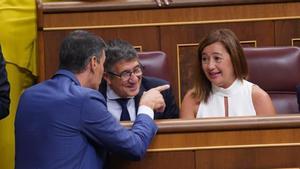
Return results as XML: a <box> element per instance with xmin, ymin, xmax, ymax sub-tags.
<box><xmin>53</xmin><ymin>69</ymin><xmax>81</xmax><ymax>86</ymax></box>
<box><xmin>99</xmin><ymin>80</ymin><xmax>108</xmax><ymax>100</ymax></box>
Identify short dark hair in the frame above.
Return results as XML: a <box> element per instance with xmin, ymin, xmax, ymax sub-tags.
<box><xmin>193</xmin><ymin>28</ymin><xmax>248</xmax><ymax>102</ymax></box>
<box><xmin>104</xmin><ymin>39</ymin><xmax>137</xmax><ymax>72</ymax></box>
<box><xmin>59</xmin><ymin>30</ymin><xmax>106</xmax><ymax>73</ymax></box>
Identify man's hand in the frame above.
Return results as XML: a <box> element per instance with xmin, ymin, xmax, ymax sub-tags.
<box><xmin>139</xmin><ymin>84</ymin><xmax>169</xmax><ymax>112</ymax></box>
<box><xmin>155</xmin><ymin>0</ymin><xmax>171</xmax><ymax>7</ymax></box>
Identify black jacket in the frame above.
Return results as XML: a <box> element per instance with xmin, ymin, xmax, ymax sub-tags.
<box><xmin>0</xmin><ymin>46</ymin><xmax>10</xmax><ymax>119</ymax></box>
<box><xmin>99</xmin><ymin>76</ymin><xmax>179</xmax><ymax>119</ymax></box>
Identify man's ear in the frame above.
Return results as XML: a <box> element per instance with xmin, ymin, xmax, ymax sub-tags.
<box><xmin>89</xmin><ymin>56</ymin><xmax>98</xmax><ymax>73</ymax></box>
<box><xmin>103</xmin><ymin>72</ymin><xmax>112</xmax><ymax>85</ymax></box>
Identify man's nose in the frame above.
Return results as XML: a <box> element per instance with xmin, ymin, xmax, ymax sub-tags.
<box><xmin>128</xmin><ymin>73</ymin><xmax>140</xmax><ymax>83</ymax></box>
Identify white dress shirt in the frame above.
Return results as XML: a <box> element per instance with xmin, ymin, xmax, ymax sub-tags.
<box><xmin>106</xmin><ymin>85</ymin><xmax>154</xmax><ymax>121</ymax></box>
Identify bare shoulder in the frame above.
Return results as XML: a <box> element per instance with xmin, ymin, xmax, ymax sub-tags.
<box><xmin>180</xmin><ymin>89</ymin><xmax>199</xmax><ymax>119</ymax></box>
<box><xmin>252</xmin><ymin>85</ymin><xmax>270</xmax><ymax>100</ymax></box>
<box><xmin>252</xmin><ymin>85</ymin><xmax>277</xmax><ymax>115</ymax></box>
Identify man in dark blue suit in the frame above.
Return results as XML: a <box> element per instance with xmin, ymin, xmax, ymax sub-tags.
<box><xmin>99</xmin><ymin>39</ymin><xmax>179</xmax><ymax>121</ymax></box>
<box><xmin>15</xmin><ymin>30</ymin><xmax>169</xmax><ymax>169</ymax></box>
<box><xmin>0</xmin><ymin>45</ymin><xmax>10</xmax><ymax>120</ymax></box>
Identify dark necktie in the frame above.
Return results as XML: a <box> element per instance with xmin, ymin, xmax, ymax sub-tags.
<box><xmin>115</xmin><ymin>98</ymin><xmax>130</xmax><ymax>121</ymax></box>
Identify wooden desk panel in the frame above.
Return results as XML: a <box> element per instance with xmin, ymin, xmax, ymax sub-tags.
<box><xmin>41</xmin><ymin>1</ymin><xmax>300</xmax><ymax>29</ymax></box>
<box><xmin>196</xmin><ymin>146</ymin><xmax>300</xmax><ymax>169</ymax></box>
<box><xmin>111</xmin><ymin>115</ymin><xmax>300</xmax><ymax>169</ymax></box>
<box><xmin>148</xmin><ymin>128</ymin><xmax>300</xmax><ymax>150</ymax></box>
<box><xmin>109</xmin><ymin>151</ymin><xmax>195</xmax><ymax>169</ymax></box>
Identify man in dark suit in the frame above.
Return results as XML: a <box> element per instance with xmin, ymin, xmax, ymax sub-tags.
<box><xmin>0</xmin><ymin>45</ymin><xmax>10</xmax><ymax>120</ymax></box>
<box><xmin>99</xmin><ymin>39</ymin><xmax>179</xmax><ymax>121</ymax></box>
<box><xmin>15</xmin><ymin>30</ymin><xmax>169</xmax><ymax>169</ymax></box>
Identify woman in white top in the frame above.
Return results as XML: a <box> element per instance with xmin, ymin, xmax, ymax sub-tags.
<box><xmin>180</xmin><ymin>29</ymin><xmax>276</xmax><ymax>119</ymax></box>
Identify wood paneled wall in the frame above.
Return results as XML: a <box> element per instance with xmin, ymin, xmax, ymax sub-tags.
<box><xmin>110</xmin><ymin>115</ymin><xmax>300</xmax><ymax>169</ymax></box>
<box><xmin>37</xmin><ymin>0</ymin><xmax>300</xmax><ymax>105</ymax></box>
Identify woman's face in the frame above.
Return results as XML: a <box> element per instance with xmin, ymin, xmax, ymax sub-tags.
<box><xmin>201</xmin><ymin>42</ymin><xmax>236</xmax><ymax>88</ymax></box>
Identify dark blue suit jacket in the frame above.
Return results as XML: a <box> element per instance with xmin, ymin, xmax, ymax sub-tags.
<box><xmin>15</xmin><ymin>70</ymin><xmax>158</xmax><ymax>169</ymax></box>
<box><xmin>0</xmin><ymin>46</ymin><xmax>10</xmax><ymax>119</ymax></box>
<box><xmin>99</xmin><ymin>76</ymin><xmax>179</xmax><ymax>119</ymax></box>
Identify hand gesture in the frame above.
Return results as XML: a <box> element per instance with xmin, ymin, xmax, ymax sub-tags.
<box><xmin>139</xmin><ymin>84</ymin><xmax>169</xmax><ymax>112</ymax></box>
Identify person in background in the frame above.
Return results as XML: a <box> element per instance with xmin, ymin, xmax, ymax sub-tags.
<box><xmin>0</xmin><ymin>46</ymin><xmax>10</xmax><ymax>120</ymax></box>
<box><xmin>15</xmin><ymin>30</ymin><xmax>168</xmax><ymax>169</ymax></box>
<box><xmin>180</xmin><ymin>28</ymin><xmax>276</xmax><ymax>119</ymax></box>
<box><xmin>99</xmin><ymin>39</ymin><xmax>179</xmax><ymax>121</ymax></box>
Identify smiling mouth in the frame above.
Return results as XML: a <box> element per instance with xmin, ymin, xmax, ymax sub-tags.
<box><xmin>126</xmin><ymin>85</ymin><xmax>139</xmax><ymax>91</ymax></box>
<box><xmin>209</xmin><ymin>72</ymin><xmax>221</xmax><ymax>79</ymax></box>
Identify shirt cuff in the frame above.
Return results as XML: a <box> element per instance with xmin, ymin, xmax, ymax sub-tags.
<box><xmin>137</xmin><ymin>105</ymin><xmax>154</xmax><ymax>119</ymax></box>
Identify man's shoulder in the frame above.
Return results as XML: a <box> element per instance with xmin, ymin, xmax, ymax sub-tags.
<box><xmin>141</xmin><ymin>76</ymin><xmax>168</xmax><ymax>89</ymax></box>
<box><xmin>25</xmin><ymin>78</ymin><xmax>105</xmax><ymax>101</ymax></box>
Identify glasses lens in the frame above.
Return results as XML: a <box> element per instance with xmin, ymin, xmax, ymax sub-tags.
<box><xmin>133</xmin><ymin>66</ymin><xmax>142</xmax><ymax>76</ymax></box>
<box><xmin>120</xmin><ymin>71</ymin><xmax>131</xmax><ymax>81</ymax></box>
<box><xmin>119</xmin><ymin>66</ymin><xmax>143</xmax><ymax>81</ymax></box>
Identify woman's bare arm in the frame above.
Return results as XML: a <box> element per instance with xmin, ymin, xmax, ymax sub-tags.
<box><xmin>180</xmin><ymin>89</ymin><xmax>199</xmax><ymax>119</ymax></box>
<box><xmin>252</xmin><ymin>85</ymin><xmax>277</xmax><ymax>116</ymax></box>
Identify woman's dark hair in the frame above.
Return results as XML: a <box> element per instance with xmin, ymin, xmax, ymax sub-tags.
<box><xmin>193</xmin><ymin>28</ymin><xmax>248</xmax><ymax>102</ymax></box>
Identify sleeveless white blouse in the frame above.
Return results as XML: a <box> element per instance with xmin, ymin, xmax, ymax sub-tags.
<box><xmin>196</xmin><ymin>79</ymin><xmax>256</xmax><ymax>118</ymax></box>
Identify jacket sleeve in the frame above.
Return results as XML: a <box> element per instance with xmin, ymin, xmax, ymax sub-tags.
<box><xmin>0</xmin><ymin>47</ymin><xmax>10</xmax><ymax>120</ymax></box>
<box><xmin>80</xmin><ymin>91</ymin><xmax>157</xmax><ymax>160</ymax></box>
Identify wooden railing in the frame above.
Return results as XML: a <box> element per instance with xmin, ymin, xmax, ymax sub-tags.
<box><xmin>113</xmin><ymin>115</ymin><xmax>300</xmax><ymax>169</ymax></box>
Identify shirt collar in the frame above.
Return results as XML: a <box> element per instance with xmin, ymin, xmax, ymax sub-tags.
<box><xmin>53</xmin><ymin>69</ymin><xmax>81</xmax><ymax>86</ymax></box>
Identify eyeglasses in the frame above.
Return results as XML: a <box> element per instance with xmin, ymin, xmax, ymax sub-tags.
<box><xmin>108</xmin><ymin>65</ymin><xmax>143</xmax><ymax>81</ymax></box>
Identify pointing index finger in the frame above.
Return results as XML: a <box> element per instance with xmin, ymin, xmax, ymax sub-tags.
<box><xmin>153</xmin><ymin>84</ymin><xmax>170</xmax><ymax>92</ymax></box>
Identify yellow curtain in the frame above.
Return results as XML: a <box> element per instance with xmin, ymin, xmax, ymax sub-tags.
<box><xmin>0</xmin><ymin>0</ymin><xmax>37</xmax><ymax>169</ymax></box>
<box><xmin>0</xmin><ymin>65</ymin><xmax>34</xmax><ymax>169</ymax></box>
